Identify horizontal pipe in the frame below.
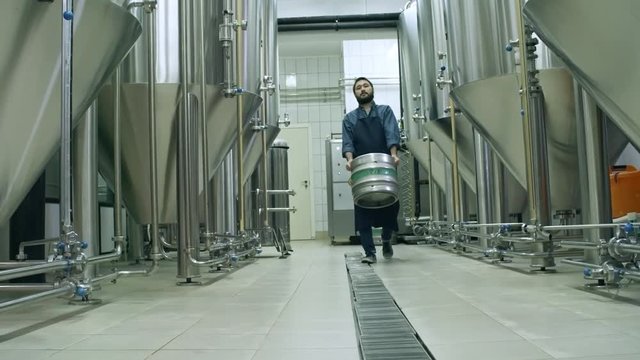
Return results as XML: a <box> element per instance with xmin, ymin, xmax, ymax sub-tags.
<box><xmin>266</xmin><ymin>207</ymin><xmax>296</xmax><ymax>213</ymax></box>
<box><xmin>265</xmin><ymin>189</ymin><xmax>296</xmax><ymax>196</ymax></box>
<box><xmin>189</xmin><ymin>251</ymin><xmax>229</xmax><ymax>267</ymax></box>
<box><xmin>542</xmin><ymin>223</ymin><xmax>621</xmax><ymax>231</ymax></box>
<box><xmin>279</xmin><ymin>20</ymin><xmax>397</xmax><ymax>32</ymax></box>
<box><xmin>561</xmin><ymin>258</ymin><xmax>603</xmax><ymax>269</ymax></box>
<box><xmin>621</xmin><ymin>271</ymin><xmax>640</xmax><ymax>281</ymax></box>
<box><xmin>560</xmin><ymin>241</ymin><xmax>600</xmax><ymax>250</ymax></box>
<box><xmin>459</xmin><ymin>231</ymin><xmax>494</xmax><ymax>240</ymax></box>
<box><xmin>0</xmin><ymin>261</ymin><xmax>74</xmax><ymax>282</ymax></box>
<box><xmin>462</xmin><ymin>222</ymin><xmax>525</xmax><ymax>229</ymax></box>
<box><xmin>0</xmin><ymin>261</ymin><xmax>48</xmax><ymax>269</ymax></box>
<box><xmin>617</xmin><ymin>243</ymin><xmax>640</xmax><ymax>255</ymax></box>
<box><xmin>18</xmin><ymin>237</ymin><xmax>59</xmax><ymax>258</ymax></box>
<box><xmin>0</xmin><ymin>283</ymin><xmax>75</xmax><ymax>311</ymax></box>
<box><xmin>277</xmin><ymin>13</ymin><xmax>399</xmax><ymax>25</ymax></box>
<box><xmin>0</xmin><ymin>284</ymin><xmax>58</xmax><ymax>292</ymax></box>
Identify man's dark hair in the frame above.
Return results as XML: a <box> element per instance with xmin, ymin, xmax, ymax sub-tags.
<box><xmin>352</xmin><ymin>77</ymin><xmax>373</xmax><ymax>94</ymax></box>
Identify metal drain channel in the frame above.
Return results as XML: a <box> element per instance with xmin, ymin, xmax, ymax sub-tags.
<box><xmin>346</xmin><ymin>253</ymin><xmax>435</xmax><ymax>360</ymax></box>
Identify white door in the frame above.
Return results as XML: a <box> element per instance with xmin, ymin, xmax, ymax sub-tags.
<box><xmin>278</xmin><ymin>126</ymin><xmax>314</xmax><ymax>240</ymax></box>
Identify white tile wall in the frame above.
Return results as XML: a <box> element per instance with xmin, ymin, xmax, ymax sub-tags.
<box><xmin>278</xmin><ymin>39</ymin><xmax>400</xmax><ymax>233</ymax></box>
<box><xmin>278</xmin><ymin>0</ymin><xmax>408</xmax><ymax>18</ymax></box>
<box><xmin>280</xmin><ymin>55</ymin><xmax>344</xmax><ymax>232</ymax></box>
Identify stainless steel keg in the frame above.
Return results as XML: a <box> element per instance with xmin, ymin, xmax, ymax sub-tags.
<box><xmin>350</xmin><ymin>153</ymin><xmax>399</xmax><ymax>209</ymax></box>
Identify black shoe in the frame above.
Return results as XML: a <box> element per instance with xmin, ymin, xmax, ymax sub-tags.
<box><xmin>361</xmin><ymin>255</ymin><xmax>377</xmax><ymax>264</ymax></box>
<box><xmin>382</xmin><ymin>241</ymin><xmax>393</xmax><ymax>259</ymax></box>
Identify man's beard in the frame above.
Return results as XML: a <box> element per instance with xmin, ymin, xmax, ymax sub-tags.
<box><xmin>356</xmin><ymin>92</ymin><xmax>374</xmax><ymax>105</ymax></box>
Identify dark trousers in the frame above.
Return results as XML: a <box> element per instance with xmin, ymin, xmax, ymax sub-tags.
<box><xmin>359</xmin><ymin>227</ymin><xmax>393</xmax><ymax>257</ymax></box>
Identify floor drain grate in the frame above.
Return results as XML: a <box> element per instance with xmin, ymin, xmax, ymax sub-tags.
<box><xmin>345</xmin><ymin>253</ymin><xmax>436</xmax><ymax>360</ymax></box>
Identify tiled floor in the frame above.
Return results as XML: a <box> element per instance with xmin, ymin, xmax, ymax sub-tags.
<box><xmin>1</xmin><ymin>240</ymin><xmax>640</xmax><ymax>360</ymax></box>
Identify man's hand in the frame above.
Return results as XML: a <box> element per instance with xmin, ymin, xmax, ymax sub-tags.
<box><xmin>392</xmin><ymin>154</ymin><xmax>400</xmax><ymax>167</ymax></box>
<box><xmin>346</xmin><ymin>159</ymin><xmax>353</xmax><ymax>171</ymax></box>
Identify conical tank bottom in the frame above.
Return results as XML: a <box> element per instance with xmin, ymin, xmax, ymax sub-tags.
<box><xmin>242</xmin><ymin>125</ymin><xmax>281</xmax><ymax>185</ymax></box>
<box><xmin>98</xmin><ymin>84</ymin><xmax>263</xmax><ymax>224</ymax></box>
<box><xmin>0</xmin><ymin>0</ymin><xmax>142</xmax><ymax>225</ymax></box>
<box><xmin>524</xmin><ymin>0</ymin><xmax>640</xmax><ymax>150</ymax></box>
<box><xmin>450</xmin><ymin>68</ymin><xmax>580</xmax><ymax>212</ymax></box>
<box><xmin>424</xmin><ymin>116</ymin><xmax>477</xmax><ymax>193</ymax></box>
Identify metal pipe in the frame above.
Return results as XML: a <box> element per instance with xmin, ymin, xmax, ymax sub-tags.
<box><xmin>0</xmin><ymin>283</ymin><xmax>75</xmax><ymax>311</ymax></box>
<box><xmin>60</xmin><ymin>0</ymin><xmax>74</xmax><ymax>238</ymax></box>
<box><xmin>277</xmin><ymin>21</ymin><xmax>397</xmax><ymax>32</ymax></box>
<box><xmin>266</xmin><ymin>207</ymin><xmax>297</xmax><ymax>213</ymax></box>
<box><xmin>462</xmin><ymin>223</ymin><xmax>525</xmax><ymax>229</ymax></box>
<box><xmin>146</xmin><ymin>0</ymin><xmax>161</xmax><ymax>262</ymax></box>
<box><xmin>574</xmin><ymin>83</ymin><xmax>612</xmax><ymax>264</ymax></box>
<box><xmin>73</xmin><ymin>103</ymin><xmax>99</xmax><ymax>280</ymax></box>
<box><xmin>199</xmin><ymin>0</ymin><xmax>214</xmax><ymax>249</ymax></box>
<box><xmin>189</xmin><ymin>252</ymin><xmax>229</xmax><ymax>266</ymax></box>
<box><xmin>562</xmin><ymin>258</ymin><xmax>603</xmax><ymax>269</ymax></box>
<box><xmin>17</xmin><ymin>238</ymin><xmax>59</xmax><ymax>259</ymax></box>
<box><xmin>0</xmin><ymin>261</ymin><xmax>76</xmax><ymax>283</ymax></box>
<box><xmin>236</xmin><ymin>0</ymin><xmax>246</xmax><ymax>232</ymax></box>
<box><xmin>543</xmin><ymin>223</ymin><xmax>621</xmax><ymax>231</ymax></box>
<box><xmin>617</xmin><ymin>243</ymin><xmax>640</xmax><ymax>255</ymax></box>
<box><xmin>474</xmin><ymin>132</ymin><xmax>495</xmax><ymax>249</ymax></box>
<box><xmin>113</xmin><ymin>67</ymin><xmax>124</xmax><ymax>242</ymax></box>
<box><xmin>515</xmin><ymin>0</ymin><xmax>537</xmax><ymax>224</ymax></box>
<box><xmin>560</xmin><ymin>241</ymin><xmax>600</xmax><ymax>250</ymax></box>
<box><xmin>621</xmin><ymin>271</ymin><xmax>640</xmax><ymax>282</ymax></box>
<box><xmin>0</xmin><ymin>261</ymin><xmax>48</xmax><ymax>269</ymax></box>
<box><xmin>221</xmin><ymin>0</ymin><xmax>235</xmax><ymax>96</ymax></box>
<box><xmin>277</xmin><ymin>13</ymin><xmax>399</xmax><ymax>25</ymax></box>
<box><xmin>262</xmin><ymin>189</ymin><xmax>296</xmax><ymax>196</ymax></box>
<box><xmin>459</xmin><ymin>231</ymin><xmax>494</xmax><ymax>240</ymax></box>
<box><xmin>425</xmin><ymin>137</ymin><xmax>436</xmax><ymax>221</ymax></box>
<box><xmin>449</xmin><ymin>98</ymin><xmax>461</xmax><ymax>222</ymax></box>
<box><xmin>177</xmin><ymin>0</ymin><xmax>200</xmax><ymax>282</ymax></box>
<box><xmin>0</xmin><ymin>284</ymin><xmax>58</xmax><ymax>292</ymax></box>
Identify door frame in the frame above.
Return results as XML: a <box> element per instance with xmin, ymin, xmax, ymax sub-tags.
<box><xmin>279</xmin><ymin>124</ymin><xmax>316</xmax><ymax>239</ymax></box>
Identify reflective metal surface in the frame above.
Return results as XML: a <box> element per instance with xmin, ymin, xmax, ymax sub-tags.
<box><xmin>398</xmin><ymin>3</ymin><xmax>423</xmax><ymax>142</ymax></box>
<box><xmin>446</xmin><ymin>0</ymin><xmax>518</xmax><ymax>86</ymax></box>
<box><xmin>424</xmin><ymin>116</ymin><xmax>477</xmax><ymax>193</ymax></box>
<box><xmin>98</xmin><ymin>0</ymin><xmax>269</xmax><ymax>224</ymax></box>
<box><xmin>416</xmin><ymin>0</ymin><xmax>448</xmax><ymax>120</ymax></box>
<box><xmin>0</xmin><ymin>0</ymin><xmax>142</xmax><ymax>225</ymax></box>
<box><xmin>350</xmin><ymin>153</ymin><xmax>399</xmax><ymax>209</ymax></box>
<box><xmin>98</xmin><ymin>84</ymin><xmax>262</xmax><ymax>224</ymax></box>
<box><xmin>268</xmin><ymin>140</ymin><xmax>291</xmax><ymax>246</ymax></box>
<box><xmin>523</xmin><ymin>0</ymin><xmax>640</xmax><ymax>149</ymax></box>
<box><xmin>450</xmin><ymin>68</ymin><xmax>581</xmax><ymax>214</ymax></box>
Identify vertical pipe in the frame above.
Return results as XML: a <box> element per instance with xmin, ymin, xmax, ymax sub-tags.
<box><xmin>146</xmin><ymin>3</ymin><xmax>161</xmax><ymax>260</ymax></box>
<box><xmin>113</xmin><ymin>68</ymin><xmax>123</xmax><ymax>241</ymax></box>
<box><xmin>516</xmin><ymin>0</ymin><xmax>553</xmax><ymax>268</ymax></box>
<box><xmin>449</xmin><ymin>98</ymin><xmax>461</xmax><ymax>222</ymax></box>
<box><xmin>60</xmin><ymin>0</ymin><xmax>74</xmax><ymax>237</ymax></box>
<box><xmin>474</xmin><ymin>132</ymin><xmax>495</xmax><ymax>248</ymax></box>
<box><xmin>73</xmin><ymin>103</ymin><xmax>98</xmax><ymax>280</ymax></box>
<box><xmin>444</xmin><ymin>159</ymin><xmax>455</xmax><ymax>222</ymax></box>
<box><xmin>199</xmin><ymin>0</ymin><xmax>213</xmax><ymax>247</ymax></box>
<box><xmin>236</xmin><ymin>0</ymin><xmax>245</xmax><ymax>232</ymax></box>
<box><xmin>426</xmin><ymin>137</ymin><xmax>435</xmax><ymax>221</ymax></box>
<box><xmin>177</xmin><ymin>0</ymin><xmax>200</xmax><ymax>280</ymax></box>
<box><xmin>575</xmin><ymin>84</ymin><xmax>612</xmax><ymax>264</ymax></box>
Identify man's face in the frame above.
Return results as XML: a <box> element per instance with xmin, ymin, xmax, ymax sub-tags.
<box><xmin>354</xmin><ymin>80</ymin><xmax>374</xmax><ymax>105</ymax></box>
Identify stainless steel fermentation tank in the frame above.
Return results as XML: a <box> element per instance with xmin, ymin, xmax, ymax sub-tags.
<box><xmin>97</xmin><ymin>0</ymin><xmax>275</xmax><ymax>225</ymax></box>
<box><xmin>0</xmin><ymin>1</ymin><xmax>141</xmax><ymax>226</ymax></box>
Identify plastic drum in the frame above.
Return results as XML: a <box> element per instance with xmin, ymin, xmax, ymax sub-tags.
<box><xmin>350</xmin><ymin>153</ymin><xmax>398</xmax><ymax>209</ymax></box>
